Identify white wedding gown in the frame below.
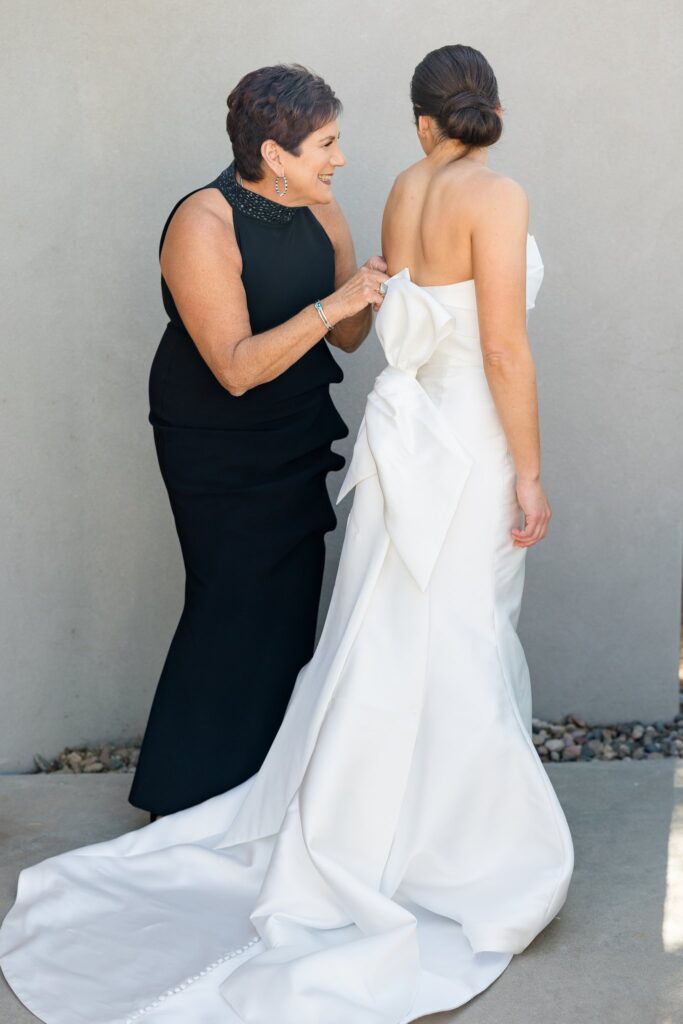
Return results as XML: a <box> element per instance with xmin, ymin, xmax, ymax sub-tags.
<box><xmin>0</xmin><ymin>233</ymin><xmax>574</xmax><ymax>1024</ymax></box>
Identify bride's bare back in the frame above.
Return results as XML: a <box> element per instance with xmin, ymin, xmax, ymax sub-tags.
<box><xmin>382</xmin><ymin>158</ymin><xmax>484</xmax><ymax>284</ymax></box>
<box><xmin>381</xmin><ymin>154</ymin><xmax>552</xmax><ymax>550</ymax></box>
<box><xmin>381</xmin><ymin>157</ymin><xmax>529</xmax><ymax>301</ymax></box>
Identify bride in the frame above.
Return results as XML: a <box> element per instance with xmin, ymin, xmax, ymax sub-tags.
<box><xmin>0</xmin><ymin>43</ymin><xmax>573</xmax><ymax>1024</ymax></box>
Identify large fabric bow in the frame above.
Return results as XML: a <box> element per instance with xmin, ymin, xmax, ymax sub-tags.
<box><xmin>337</xmin><ymin>270</ymin><xmax>474</xmax><ymax>591</ymax></box>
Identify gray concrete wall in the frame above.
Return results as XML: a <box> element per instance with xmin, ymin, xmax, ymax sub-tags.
<box><xmin>1</xmin><ymin>0</ymin><xmax>681</xmax><ymax>771</ymax></box>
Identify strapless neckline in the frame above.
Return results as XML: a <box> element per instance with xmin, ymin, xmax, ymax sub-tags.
<box><xmin>406</xmin><ymin>232</ymin><xmax>539</xmax><ymax>293</ymax></box>
<box><xmin>385</xmin><ymin>233</ymin><xmax>544</xmax><ymax>313</ymax></box>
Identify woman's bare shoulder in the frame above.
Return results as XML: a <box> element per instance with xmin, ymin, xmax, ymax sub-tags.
<box><xmin>385</xmin><ymin>160</ymin><xmax>426</xmax><ymax>198</ymax></box>
<box><xmin>472</xmin><ymin>171</ymin><xmax>528</xmax><ymax>229</ymax></box>
<box><xmin>167</xmin><ymin>187</ymin><xmax>235</xmax><ymax>234</ymax></box>
<box><xmin>161</xmin><ymin>187</ymin><xmax>239</xmax><ymax>267</ymax></box>
<box><xmin>426</xmin><ymin>164</ymin><xmax>528</xmax><ymax>238</ymax></box>
<box><xmin>445</xmin><ymin>164</ymin><xmax>527</xmax><ymax>214</ymax></box>
<box><xmin>381</xmin><ymin>161</ymin><xmax>427</xmax><ymax>231</ymax></box>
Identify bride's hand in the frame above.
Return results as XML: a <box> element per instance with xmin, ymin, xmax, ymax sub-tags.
<box><xmin>511</xmin><ymin>478</ymin><xmax>552</xmax><ymax>547</ymax></box>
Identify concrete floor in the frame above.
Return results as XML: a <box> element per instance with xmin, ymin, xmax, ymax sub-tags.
<box><xmin>1</xmin><ymin>763</ymin><xmax>682</xmax><ymax>1024</ymax></box>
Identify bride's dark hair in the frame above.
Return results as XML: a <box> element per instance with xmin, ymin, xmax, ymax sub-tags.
<box><xmin>410</xmin><ymin>44</ymin><xmax>503</xmax><ymax>151</ymax></box>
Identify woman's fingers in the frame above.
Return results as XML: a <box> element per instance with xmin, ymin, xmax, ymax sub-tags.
<box><xmin>364</xmin><ymin>254</ymin><xmax>388</xmax><ymax>273</ymax></box>
<box><xmin>358</xmin><ymin>268</ymin><xmax>390</xmax><ymax>309</ymax></box>
<box><xmin>362</xmin><ymin>267</ymin><xmax>390</xmax><ymax>290</ymax></box>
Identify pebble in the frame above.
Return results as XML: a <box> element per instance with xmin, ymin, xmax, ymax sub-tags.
<box><xmin>545</xmin><ymin>738</ymin><xmax>565</xmax><ymax>752</ymax></box>
<box><xmin>528</xmin><ymin>708</ymin><xmax>683</xmax><ymax>764</ymax></box>
<box><xmin>33</xmin><ymin>742</ymin><xmax>143</xmax><ymax>774</ymax></box>
<box><xmin>526</xmin><ymin>710</ymin><xmax>683</xmax><ymax>763</ymax></box>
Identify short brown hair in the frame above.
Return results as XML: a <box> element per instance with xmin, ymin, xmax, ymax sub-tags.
<box><xmin>226</xmin><ymin>64</ymin><xmax>343</xmax><ymax>181</ymax></box>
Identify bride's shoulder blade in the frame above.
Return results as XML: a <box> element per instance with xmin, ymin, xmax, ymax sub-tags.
<box><xmin>380</xmin><ymin>161</ymin><xmax>427</xmax><ymax>246</ymax></box>
<box><xmin>382</xmin><ymin>162</ymin><xmax>420</xmax><ymax>212</ymax></box>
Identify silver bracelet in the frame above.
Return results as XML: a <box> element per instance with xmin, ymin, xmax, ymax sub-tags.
<box><xmin>314</xmin><ymin>300</ymin><xmax>334</xmax><ymax>333</ymax></box>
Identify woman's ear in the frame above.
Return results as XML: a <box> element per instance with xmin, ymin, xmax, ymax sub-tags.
<box><xmin>416</xmin><ymin>114</ymin><xmax>431</xmax><ymax>140</ymax></box>
<box><xmin>260</xmin><ymin>140</ymin><xmax>285</xmax><ymax>177</ymax></box>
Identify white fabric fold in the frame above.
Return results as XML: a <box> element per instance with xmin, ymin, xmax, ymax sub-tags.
<box><xmin>337</xmin><ymin>270</ymin><xmax>474</xmax><ymax>590</ymax></box>
<box><xmin>0</xmin><ymin>232</ymin><xmax>574</xmax><ymax>1024</ymax></box>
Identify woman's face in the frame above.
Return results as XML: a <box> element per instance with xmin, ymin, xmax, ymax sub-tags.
<box><xmin>263</xmin><ymin>120</ymin><xmax>346</xmax><ymax>205</ymax></box>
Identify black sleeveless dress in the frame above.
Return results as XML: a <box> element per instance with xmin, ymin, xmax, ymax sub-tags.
<box><xmin>128</xmin><ymin>163</ymin><xmax>348</xmax><ymax>816</ymax></box>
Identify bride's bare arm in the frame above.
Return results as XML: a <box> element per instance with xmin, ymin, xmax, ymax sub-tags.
<box><xmin>472</xmin><ymin>177</ymin><xmax>551</xmax><ymax>546</ymax></box>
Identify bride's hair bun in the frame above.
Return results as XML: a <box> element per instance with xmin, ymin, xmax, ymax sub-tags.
<box><xmin>439</xmin><ymin>90</ymin><xmax>502</xmax><ymax>147</ymax></box>
<box><xmin>411</xmin><ymin>45</ymin><xmax>503</xmax><ymax>150</ymax></box>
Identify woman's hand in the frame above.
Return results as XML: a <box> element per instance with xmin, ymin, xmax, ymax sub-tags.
<box><xmin>362</xmin><ymin>255</ymin><xmax>389</xmax><ymax>309</ymax></box>
<box><xmin>511</xmin><ymin>477</ymin><xmax>552</xmax><ymax>548</ymax></box>
<box><xmin>363</xmin><ymin>254</ymin><xmax>388</xmax><ymax>273</ymax></box>
<box><xmin>323</xmin><ymin>261</ymin><xmax>390</xmax><ymax>323</ymax></box>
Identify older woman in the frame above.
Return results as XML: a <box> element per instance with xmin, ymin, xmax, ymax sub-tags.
<box><xmin>128</xmin><ymin>64</ymin><xmax>388</xmax><ymax>819</ymax></box>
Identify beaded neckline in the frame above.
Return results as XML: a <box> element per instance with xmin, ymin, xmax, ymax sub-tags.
<box><xmin>213</xmin><ymin>160</ymin><xmax>297</xmax><ymax>225</ymax></box>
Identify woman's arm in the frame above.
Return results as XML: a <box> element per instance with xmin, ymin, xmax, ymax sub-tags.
<box><xmin>160</xmin><ymin>190</ymin><xmax>387</xmax><ymax>396</ymax></box>
<box><xmin>472</xmin><ymin>177</ymin><xmax>551</xmax><ymax>547</ymax></box>
<box><xmin>310</xmin><ymin>197</ymin><xmax>385</xmax><ymax>353</ymax></box>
